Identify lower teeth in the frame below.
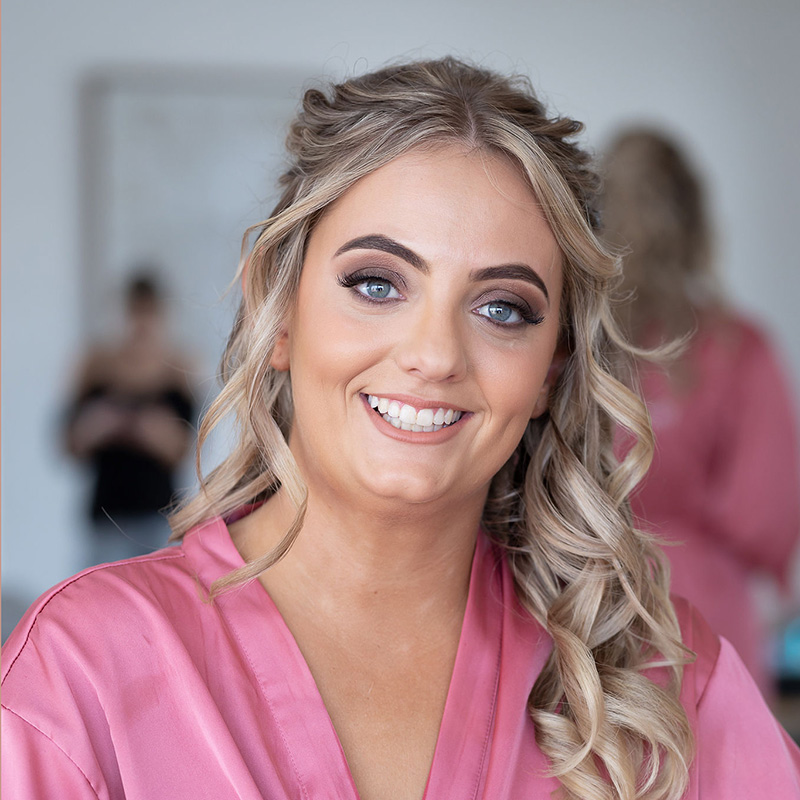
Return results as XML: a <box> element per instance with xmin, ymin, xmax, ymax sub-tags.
<box><xmin>380</xmin><ymin>412</ymin><xmax>445</xmax><ymax>432</ymax></box>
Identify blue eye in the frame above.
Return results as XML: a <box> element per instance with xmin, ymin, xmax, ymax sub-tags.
<box><xmin>476</xmin><ymin>301</ymin><xmax>522</xmax><ymax>325</ymax></box>
<box><xmin>336</xmin><ymin>271</ymin><xmax>404</xmax><ymax>303</ymax></box>
<box><xmin>351</xmin><ymin>277</ymin><xmax>402</xmax><ymax>302</ymax></box>
<box><xmin>361</xmin><ymin>278</ymin><xmax>393</xmax><ymax>299</ymax></box>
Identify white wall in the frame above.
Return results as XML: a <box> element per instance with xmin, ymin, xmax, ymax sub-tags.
<box><xmin>4</xmin><ymin>0</ymin><xmax>799</xmax><ymax>606</ymax></box>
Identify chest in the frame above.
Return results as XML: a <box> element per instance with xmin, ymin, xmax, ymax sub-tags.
<box><xmin>101</xmin><ymin>613</ymin><xmax>557</xmax><ymax>800</ymax></box>
<box><xmin>297</xmin><ymin>630</ymin><xmax>459</xmax><ymax>800</ymax></box>
<box><xmin>78</xmin><ymin>531</ymin><xmax>561</xmax><ymax>799</ymax></box>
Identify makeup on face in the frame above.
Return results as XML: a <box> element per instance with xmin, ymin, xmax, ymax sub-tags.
<box><xmin>283</xmin><ymin>145</ymin><xmax>562</xmax><ymax>507</ymax></box>
<box><xmin>334</xmin><ymin>234</ymin><xmax>551</xmax><ymax>331</ymax></box>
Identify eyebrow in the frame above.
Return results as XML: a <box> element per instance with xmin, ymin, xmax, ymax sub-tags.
<box><xmin>334</xmin><ymin>233</ymin><xmax>549</xmax><ymax>302</ymax></box>
<box><xmin>334</xmin><ymin>235</ymin><xmax>429</xmax><ymax>273</ymax></box>
<box><xmin>470</xmin><ymin>264</ymin><xmax>549</xmax><ymax>302</ymax></box>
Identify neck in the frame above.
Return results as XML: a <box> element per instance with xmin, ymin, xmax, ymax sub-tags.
<box><xmin>231</xmin><ymin>485</ymin><xmax>483</xmax><ymax>633</ymax></box>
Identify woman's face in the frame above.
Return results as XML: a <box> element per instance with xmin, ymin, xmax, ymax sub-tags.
<box><xmin>273</xmin><ymin>145</ymin><xmax>563</xmax><ymax>513</ymax></box>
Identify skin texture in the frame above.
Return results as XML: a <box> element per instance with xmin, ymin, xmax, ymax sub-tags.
<box><xmin>232</xmin><ymin>145</ymin><xmax>563</xmax><ymax>800</ymax></box>
<box><xmin>276</xmin><ymin>146</ymin><xmax>562</xmax><ymax>513</ymax></box>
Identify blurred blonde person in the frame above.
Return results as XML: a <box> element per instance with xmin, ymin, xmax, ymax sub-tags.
<box><xmin>602</xmin><ymin>129</ymin><xmax>800</xmax><ymax>696</ymax></box>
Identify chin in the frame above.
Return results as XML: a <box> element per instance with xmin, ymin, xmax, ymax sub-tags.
<box><xmin>360</xmin><ymin>470</ymin><xmax>452</xmax><ymax>509</ymax></box>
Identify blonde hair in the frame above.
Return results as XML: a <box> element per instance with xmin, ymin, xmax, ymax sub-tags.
<box><xmin>171</xmin><ymin>58</ymin><xmax>693</xmax><ymax>800</ymax></box>
<box><xmin>600</xmin><ymin>128</ymin><xmax>722</xmax><ymax>344</ymax></box>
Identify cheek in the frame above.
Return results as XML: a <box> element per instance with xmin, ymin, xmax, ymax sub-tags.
<box><xmin>479</xmin><ymin>340</ymin><xmax>555</xmax><ymax>420</ymax></box>
<box><xmin>289</xmin><ymin>289</ymin><xmax>380</xmax><ymax>391</ymax></box>
<box><xmin>483</xmin><ymin>354</ymin><xmax>552</xmax><ymax>478</ymax></box>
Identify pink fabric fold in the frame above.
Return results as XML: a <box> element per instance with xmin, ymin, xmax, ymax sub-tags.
<box><xmin>3</xmin><ymin>517</ymin><xmax>799</xmax><ymax>798</ymax></box>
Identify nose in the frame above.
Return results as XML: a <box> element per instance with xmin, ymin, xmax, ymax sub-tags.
<box><xmin>394</xmin><ymin>302</ymin><xmax>468</xmax><ymax>383</ymax></box>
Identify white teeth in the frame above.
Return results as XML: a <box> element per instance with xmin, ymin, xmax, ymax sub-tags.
<box><xmin>369</xmin><ymin>394</ymin><xmax>465</xmax><ymax>433</ymax></box>
<box><xmin>399</xmin><ymin>404</ymin><xmax>417</xmax><ymax>424</ymax></box>
<box><xmin>416</xmin><ymin>408</ymin><xmax>434</xmax><ymax>427</ymax></box>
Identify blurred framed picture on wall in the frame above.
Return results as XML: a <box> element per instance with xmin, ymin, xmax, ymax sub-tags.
<box><xmin>79</xmin><ymin>67</ymin><xmax>307</xmax><ymax>387</ymax></box>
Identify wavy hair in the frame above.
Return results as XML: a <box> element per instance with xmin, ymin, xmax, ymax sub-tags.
<box><xmin>170</xmin><ymin>58</ymin><xmax>693</xmax><ymax>799</ymax></box>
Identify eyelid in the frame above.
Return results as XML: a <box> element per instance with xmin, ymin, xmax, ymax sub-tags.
<box><xmin>473</xmin><ymin>289</ymin><xmax>536</xmax><ymax>316</ymax></box>
<box><xmin>336</xmin><ymin>269</ymin><xmax>406</xmax><ymax>305</ymax></box>
<box><xmin>337</xmin><ymin>264</ymin><xmax>409</xmax><ymax>292</ymax></box>
<box><xmin>471</xmin><ymin>268</ymin><xmax>551</xmax><ymax>308</ymax></box>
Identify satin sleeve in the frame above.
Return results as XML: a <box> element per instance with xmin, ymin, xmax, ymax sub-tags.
<box><xmin>694</xmin><ymin>637</ymin><xmax>800</xmax><ymax>798</ymax></box>
<box><xmin>1</xmin><ymin>706</ymin><xmax>102</xmax><ymax>799</ymax></box>
<box><xmin>699</xmin><ymin>324</ymin><xmax>800</xmax><ymax>584</ymax></box>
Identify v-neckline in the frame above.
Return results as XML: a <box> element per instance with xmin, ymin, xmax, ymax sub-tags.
<box><xmin>184</xmin><ymin>516</ymin><xmax>508</xmax><ymax>799</ymax></box>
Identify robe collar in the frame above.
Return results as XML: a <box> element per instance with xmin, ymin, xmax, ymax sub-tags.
<box><xmin>184</xmin><ymin>517</ymin><xmax>554</xmax><ymax>798</ymax></box>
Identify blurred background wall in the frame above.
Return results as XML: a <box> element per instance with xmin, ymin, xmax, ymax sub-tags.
<box><xmin>3</xmin><ymin>1</ymin><xmax>799</xmax><ymax>614</ymax></box>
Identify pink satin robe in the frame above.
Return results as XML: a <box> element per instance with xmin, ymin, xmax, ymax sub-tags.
<box><xmin>3</xmin><ymin>516</ymin><xmax>800</xmax><ymax>798</ymax></box>
<box><xmin>632</xmin><ymin>315</ymin><xmax>800</xmax><ymax>694</ymax></box>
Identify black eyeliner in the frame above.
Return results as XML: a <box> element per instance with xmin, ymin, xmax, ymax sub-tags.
<box><xmin>336</xmin><ymin>267</ymin><xmax>407</xmax><ymax>291</ymax></box>
<box><xmin>477</xmin><ymin>295</ymin><xmax>545</xmax><ymax>327</ymax></box>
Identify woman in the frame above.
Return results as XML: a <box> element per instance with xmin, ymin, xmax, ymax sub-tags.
<box><xmin>601</xmin><ymin>129</ymin><xmax>800</xmax><ymax>697</ymax></box>
<box><xmin>64</xmin><ymin>272</ymin><xmax>195</xmax><ymax>567</ymax></box>
<box><xmin>3</xmin><ymin>58</ymin><xmax>799</xmax><ymax>800</ymax></box>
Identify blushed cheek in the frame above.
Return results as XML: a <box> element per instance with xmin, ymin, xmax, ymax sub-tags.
<box><xmin>490</xmin><ymin>352</ymin><xmax>550</xmax><ymax>418</ymax></box>
<box><xmin>294</xmin><ymin>306</ymin><xmax>379</xmax><ymax>392</ymax></box>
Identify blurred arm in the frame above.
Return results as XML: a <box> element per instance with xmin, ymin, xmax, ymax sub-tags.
<box><xmin>700</xmin><ymin>324</ymin><xmax>800</xmax><ymax>584</ymax></box>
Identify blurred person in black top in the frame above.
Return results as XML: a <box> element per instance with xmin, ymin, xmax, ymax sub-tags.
<box><xmin>65</xmin><ymin>273</ymin><xmax>196</xmax><ymax>566</ymax></box>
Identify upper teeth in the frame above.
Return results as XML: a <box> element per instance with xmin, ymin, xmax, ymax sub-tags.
<box><xmin>367</xmin><ymin>395</ymin><xmax>463</xmax><ymax>432</ymax></box>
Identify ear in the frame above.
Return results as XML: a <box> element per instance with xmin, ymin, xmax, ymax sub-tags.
<box><xmin>270</xmin><ymin>327</ymin><xmax>291</xmax><ymax>372</ymax></box>
<box><xmin>531</xmin><ymin>354</ymin><xmax>564</xmax><ymax>419</ymax></box>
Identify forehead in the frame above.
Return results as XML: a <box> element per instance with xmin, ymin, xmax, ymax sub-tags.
<box><xmin>308</xmin><ymin>145</ymin><xmax>562</xmax><ymax>278</ymax></box>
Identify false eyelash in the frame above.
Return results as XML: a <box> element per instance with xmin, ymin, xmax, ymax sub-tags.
<box><xmin>336</xmin><ymin>269</ymin><xmax>405</xmax><ymax>290</ymax></box>
<box><xmin>336</xmin><ymin>271</ymin><xmax>544</xmax><ymax>326</ymax></box>
<box><xmin>336</xmin><ymin>272</ymin><xmax>368</xmax><ymax>289</ymax></box>
<box><xmin>480</xmin><ymin>299</ymin><xmax>545</xmax><ymax>327</ymax></box>
<box><xmin>513</xmin><ymin>305</ymin><xmax>545</xmax><ymax>326</ymax></box>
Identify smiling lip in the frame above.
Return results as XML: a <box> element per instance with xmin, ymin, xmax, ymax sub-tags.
<box><xmin>360</xmin><ymin>393</ymin><xmax>470</xmax><ymax>442</ymax></box>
